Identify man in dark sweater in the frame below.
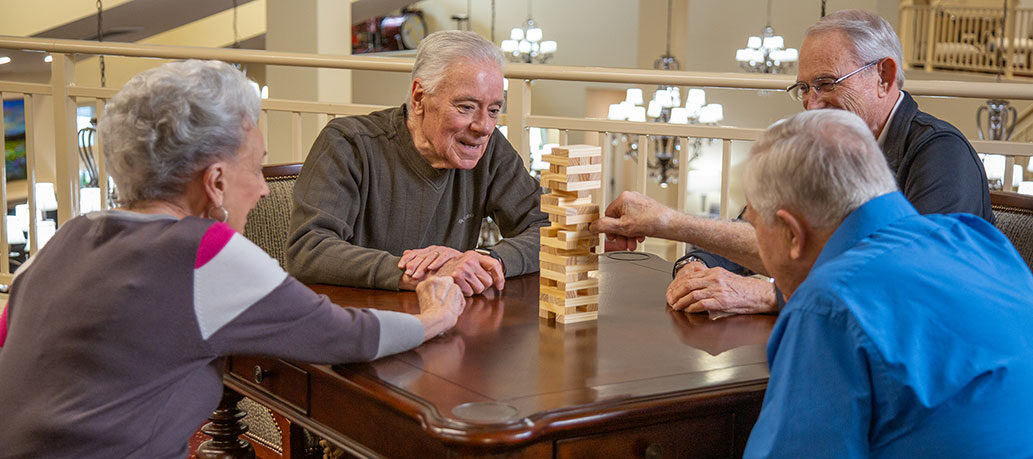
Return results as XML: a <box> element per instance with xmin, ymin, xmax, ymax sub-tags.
<box><xmin>287</xmin><ymin>31</ymin><xmax>548</xmax><ymax>295</ymax></box>
<box><xmin>658</xmin><ymin>10</ymin><xmax>993</xmax><ymax>315</ymax></box>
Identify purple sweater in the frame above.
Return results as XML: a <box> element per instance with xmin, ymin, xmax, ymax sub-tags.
<box><xmin>0</xmin><ymin>211</ymin><xmax>423</xmax><ymax>458</ymax></box>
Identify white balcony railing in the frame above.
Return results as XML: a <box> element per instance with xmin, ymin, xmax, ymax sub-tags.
<box><xmin>1</xmin><ymin>35</ymin><xmax>1031</xmax><ymax>285</ymax></box>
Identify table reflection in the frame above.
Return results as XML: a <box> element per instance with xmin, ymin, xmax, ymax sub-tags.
<box><xmin>667</xmin><ymin>309</ymin><xmax>776</xmax><ymax>356</ymax></box>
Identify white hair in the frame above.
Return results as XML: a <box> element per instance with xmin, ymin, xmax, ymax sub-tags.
<box><xmin>745</xmin><ymin>110</ymin><xmax>898</xmax><ymax>230</ymax></box>
<box><xmin>807</xmin><ymin>9</ymin><xmax>905</xmax><ymax>89</ymax></box>
<box><xmin>99</xmin><ymin>59</ymin><xmax>260</xmax><ymax>206</ymax></box>
<box><xmin>407</xmin><ymin>30</ymin><xmax>504</xmax><ymax>111</ymax></box>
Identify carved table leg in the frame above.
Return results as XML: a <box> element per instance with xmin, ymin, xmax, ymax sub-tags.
<box><xmin>196</xmin><ymin>387</ymin><xmax>255</xmax><ymax>459</ymax></box>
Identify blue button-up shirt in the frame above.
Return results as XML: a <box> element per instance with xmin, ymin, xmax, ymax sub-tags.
<box><xmin>744</xmin><ymin>192</ymin><xmax>1033</xmax><ymax>458</ymax></box>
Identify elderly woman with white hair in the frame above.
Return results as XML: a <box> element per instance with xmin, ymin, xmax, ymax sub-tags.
<box><xmin>0</xmin><ymin>59</ymin><xmax>464</xmax><ymax>458</ymax></box>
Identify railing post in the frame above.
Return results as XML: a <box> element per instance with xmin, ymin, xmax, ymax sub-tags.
<box><xmin>900</xmin><ymin>2</ymin><xmax>914</xmax><ymax>70</ymax></box>
<box><xmin>720</xmin><ymin>140</ymin><xmax>732</xmax><ymax>219</ymax></box>
<box><xmin>505</xmin><ymin>78</ymin><xmax>531</xmax><ymax>170</ymax></box>
<box><xmin>50</xmin><ymin>53</ymin><xmax>79</xmax><ymax>225</ymax></box>
<box><xmin>1005</xmin><ymin>3</ymin><xmax>1017</xmax><ymax>79</ymax></box>
<box><xmin>925</xmin><ymin>7</ymin><xmax>938</xmax><ymax>72</ymax></box>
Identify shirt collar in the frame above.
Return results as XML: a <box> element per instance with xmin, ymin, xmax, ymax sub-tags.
<box><xmin>812</xmin><ymin>191</ymin><xmax>918</xmax><ymax>270</ymax></box>
<box><xmin>876</xmin><ymin>92</ymin><xmax>904</xmax><ymax>148</ymax></box>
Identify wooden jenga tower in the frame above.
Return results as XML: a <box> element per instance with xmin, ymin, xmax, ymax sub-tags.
<box><xmin>538</xmin><ymin>145</ymin><xmax>602</xmax><ymax>323</ymax></box>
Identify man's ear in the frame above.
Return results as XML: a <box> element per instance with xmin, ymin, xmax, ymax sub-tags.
<box><xmin>410</xmin><ymin>79</ymin><xmax>426</xmax><ymax>116</ymax></box>
<box><xmin>775</xmin><ymin>209</ymin><xmax>808</xmax><ymax>260</ymax></box>
<box><xmin>877</xmin><ymin>57</ymin><xmax>898</xmax><ymax>96</ymax></box>
<box><xmin>201</xmin><ymin>161</ymin><xmax>228</xmax><ymax>208</ymax></box>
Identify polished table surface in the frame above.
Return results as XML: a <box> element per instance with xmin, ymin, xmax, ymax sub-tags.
<box><xmin>226</xmin><ymin>252</ymin><xmax>776</xmax><ymax>457</ymax></box>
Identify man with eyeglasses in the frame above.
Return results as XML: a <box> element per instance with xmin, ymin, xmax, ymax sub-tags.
<box><xmin>594</xmin><ymin>10</ymin><xmax>993</xmax><ymax>316</ymax></box>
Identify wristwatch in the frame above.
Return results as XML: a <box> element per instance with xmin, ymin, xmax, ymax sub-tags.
<box><xmin>672</xmin><ymin>255</ymin><xmax>705</xmax><ymax>278</ymax></box>
<box><xmin>475</xmin><ymin>247</ymin><xmax>503</xmax><ymax>265</ymax></box>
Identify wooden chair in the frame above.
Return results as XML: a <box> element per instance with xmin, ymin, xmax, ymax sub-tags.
<box><xmin>243</xmin><ymin>163</ymin><xmax>303</xmax><ymax>269</ymax></box>
<box><xmin>236</xmin><ymin>163</ymin><xmax>318</xmax><ymax>458</ymax></box>
<box><xmin>991</xmin><ymin>190</ymin><xmax>1033</xmax><ymax>272</ymax></box>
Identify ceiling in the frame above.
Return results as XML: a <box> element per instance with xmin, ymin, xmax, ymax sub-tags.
<box><xmin>0</xmin><ymin>0</ymin><xmax>414</xmax><ymax>77</ymax></box>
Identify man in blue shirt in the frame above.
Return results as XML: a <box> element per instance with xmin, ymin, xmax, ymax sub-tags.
<box><xmin>593</xmin><ymin>109</ymin><xmax>1033</xmax><ymax>456</ymax></box>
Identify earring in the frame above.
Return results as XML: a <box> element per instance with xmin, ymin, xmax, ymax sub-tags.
<box><xmin>207</xmin><ymin>205</ymin><xmax>229</xmax><ymax>223</ymax></box>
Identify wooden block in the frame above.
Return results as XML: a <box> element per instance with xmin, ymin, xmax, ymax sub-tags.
<box><xmin>540</xmin><ymin>291</ymin><xmax>600</xmax><ymax>307</ymax></box>
<box><xmin>540</xmin><ymin>267</ymin><xmax>591</xmax><ymax>283</ymax></box>
<box><xmin>551</xmin><ymin>179</ymin><xmax>602</xmax><ymax>193</ymax></box>
<box><xmin>540</xmin><ymin>260</ymin><xmax>596</xmax><ymax>275</ymax></box>
<box><xmin>541</xmin><ymin>234</ymin><xmax>598</xmax><ymax>251</ymax></box>
<box><xmin>550</xmin><ymin>144</ymin><xmax>602</xmax><ymax>158</ymax></box>
<box><xmin>541</xmin><ymin>154</ymin><xmax>602</xmax><ymax>167</ymax></box>
<box><xmin>556</xmin><ymin>311</ymin><xmax>598</xmax><ymax>324</ymax></box>
<box><xmin>558</xmin><ymin>228</ymin><xmax>595</xmax><ymax>242</ymax></box>
<box><xmin>551</xmin><ymin>278</ymin><xmax>599</xmax><ymax>291</ymax></box>
<box><xmin>548</xmin><ymin>189</ymin><xmax>594</xmax><ymax>200</ymax></box>
<box><xmin>549</xmin><ymin>163</ymin><xmax>603</xmax><ymax>176</ymax></box>
<box><xmin>541</xmin><ymin>194</ymin><xmax>592</xmax><ymax>207</ymax></box>
<box><xmin>540</xmin><ymin>251</ymin><xmax>598</xmax><ymax>267</ymax></box>
<box><xmin>541</xmin><ymin>202</ymin><xmax>598</xmax><ymax>218</ymax></box>
<box><xmin>540</xmin><ymin>285</ymin><xmax>599</xmax><ymax>299</ymax></box>
<box><xmin>545</xmin><ymin>168</ymin><xmax>603</xmax><ymax>185</ymax></box>
<box><xmin>540</xmin><ymin>226</ymin><xmax>560</xmax><ymax>238</ymax></box>
<box><xmin>539</xmin><ymin>300</ymin><xmax>599</xmax><ymax>323</ymax></box>
<box><xmin>548</xmin><ymin>212</ymin><xmax>598</xmax><ymax>226</ymax></box>
<box><xmin>541</xmin><ymin>245</ymin><xmax>595</xmax><ymax>258</ymax></box>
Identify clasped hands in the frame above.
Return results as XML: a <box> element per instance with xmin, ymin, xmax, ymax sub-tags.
<box><xmin>590</xmin><ymin>191</ymin><xmax>777</xmax><ymax>315</ymax></box>
<box><xmin>398</xmin><ymin>246</ymin><xmax>505</xmax><ymax>296</ymax></box>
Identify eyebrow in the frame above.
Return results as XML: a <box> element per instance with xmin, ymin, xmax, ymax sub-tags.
<box><xmin>453</xmin><ymin>96</ymin><xmax>505</xmax><ymax>106</ymax></box>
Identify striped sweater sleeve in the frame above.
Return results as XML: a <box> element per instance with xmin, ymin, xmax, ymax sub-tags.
<box><xmin>194</xmin><ymin>222</ymin><xmax>424</xmax><ymax>362</ymax></box>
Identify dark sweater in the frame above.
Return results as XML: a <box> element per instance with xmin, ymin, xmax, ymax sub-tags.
<box><xmin>287</xmin><ymin>105</ymin><xmax>548</xmax><ymax>290</ymax></box>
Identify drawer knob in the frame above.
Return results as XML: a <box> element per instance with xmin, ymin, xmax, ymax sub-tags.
<box><xmin>253</xmin><ymin>365</ymin><xmax>269</xmax><ymax>384</ymax></box>
<box><xmin>644</xmin><ymin>443</ymin><xmax>663</xmax><ymax>459</ymax></box>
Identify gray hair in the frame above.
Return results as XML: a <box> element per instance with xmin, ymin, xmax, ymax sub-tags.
<box><xmin>99</xmin><ymin>59</ymin><xmax>260</xmax><ymax>206</ymax></box>
<box><xmin>407</xmin><ymin>30</ymin><xmax>504</xmax><ymax>111</ymax></box>
<box><xmin>744</xmin><ymin>109</ymin><xmax>898</xmax><ymax>230</ymax></box>
<box><xmin>806</xmin><ymin>9</ymin><xmax>905</xmax><ymax>89</ymax></box>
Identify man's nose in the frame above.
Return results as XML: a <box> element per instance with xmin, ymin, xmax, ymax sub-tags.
<box><xmin>470</xmin><ymin>110</ymin><xmax>493</xmax><ymax>135</ymax></box>
<box><xmin>802</xmin><ymin>91</ymin><xmax>825</xmax><ymax>110</ymax></box>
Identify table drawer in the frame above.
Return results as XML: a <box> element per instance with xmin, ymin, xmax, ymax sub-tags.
<box><xmin>230</xmin><ymin>356</ymin><xmax>310</xmax><ymax>414</ymax></box>
<box><xmin>556</xmin><ymin>412</ymin><xmax>735</xmax><ymax>458</ymax></box>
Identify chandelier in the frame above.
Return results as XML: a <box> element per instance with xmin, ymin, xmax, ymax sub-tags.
<box><xmin>500</xmin><ymin>0</ymin><xmax>557</xmax><ymax>64</ymax></box>
<box><xmin>735</xmin><ymin>0</ymin><xmax>798</xmax><ymax>73</ymax></box>
<box><xmin>604</xmin><ymin>0</ymin><xmax>723</xmax><ymax>188</ymax></box>
<box><xmin>607</xmin><ymin>88</ymin><xmax>723</xmax><ymax>187</ymax></box>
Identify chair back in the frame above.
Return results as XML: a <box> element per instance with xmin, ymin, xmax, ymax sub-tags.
<box><xmin>244</xmin><ymin>163</ymin><xmax>303</xmax><ymax>269</ymax></box>
<box><xmin>991</xmin><ymin>190</ymin><xmax>1033</xmax><ymax>272</ymax></box>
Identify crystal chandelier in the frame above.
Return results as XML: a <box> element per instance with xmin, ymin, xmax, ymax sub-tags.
<box><xmin>608</xmin><ymin>88</ymin><xmax>723</xmax><ymax>188</ymax></box>
<box><xmin>604</xmin><ymin>0</ymin><xmax>723</xmax><ymax>188</ymax></box>
<box><xmin>735</xmin><ymin>0</ymin><xmax>798</xmax><ymax>73</ymax></box>
<box><xmin>500</xmin><ymin>0</ymin><xmax>557</xmax><ymax>64</ymax></box>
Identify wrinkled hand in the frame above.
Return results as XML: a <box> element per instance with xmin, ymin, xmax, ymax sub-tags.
<box><xmin>666</xmin><ymin>265</ymin><xmax>778</xmax><ymax>314</ymax></box>
<box><xmin>415</xmin><ymin>276</ymin><xmax>465</xmax><ymax>340</ymax></box>
<box><xmin>398</xmin><ymin>245</ymin><xmax>463</xmax><ymax>280</ymax></box>
<box><xmin>590</xmin><ymin>191</ymin><xmax>675</xmax><ymax>251</ymax></box>
<box><xmin>433</xmin><ymin>250</ymin><xmax>505</xmax><ymax>296</ymax></box>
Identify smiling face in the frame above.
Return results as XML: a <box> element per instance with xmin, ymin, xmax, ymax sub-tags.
<box><xmin>796</xmin><ymin>30</ymin><xmax>885</xmax><ymax>134</ymax></box>
<box><xmin>409</xmin><ymin>58</ymin><xmax>504</xmax><ymax>169</ymax></box>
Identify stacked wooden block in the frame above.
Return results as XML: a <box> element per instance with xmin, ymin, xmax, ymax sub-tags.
<box><xmin>538</xmin><ymin>145</ymin><xmax>602</xmax><ymax>323</ymax></box>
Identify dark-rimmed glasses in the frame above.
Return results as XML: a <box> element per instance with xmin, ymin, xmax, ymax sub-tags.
<box><xmin>786</xmin><ymin>60</ymin><xmax>880</xmax><ymax>102</ymax></box>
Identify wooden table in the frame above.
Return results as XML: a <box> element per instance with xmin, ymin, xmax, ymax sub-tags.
<box><xmin>225</xmin><ymin>252</ymin><xmax>775</xmax><ymax>458</ymax></box>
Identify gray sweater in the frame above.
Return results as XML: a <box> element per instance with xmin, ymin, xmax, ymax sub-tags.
<box><xmin>287</xmin><ymin>105</ymin><xmax>548</xmax><ymax>289</ymax></box>
<box><xmin>0</xmin><ymin>212</ymin><xmax>423</xmax><ymax>458</ymax></box>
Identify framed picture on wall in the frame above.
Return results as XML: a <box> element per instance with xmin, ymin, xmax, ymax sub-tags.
<box><xmin>3</xmin><ymin>98</ymin><xmax>28</xmax><ymax>183</ymax></box>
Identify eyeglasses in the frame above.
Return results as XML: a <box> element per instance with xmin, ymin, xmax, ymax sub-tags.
<box><xmin>786</xmin><ymin>60</ymin><xmax>880</xmax><ymax>102</ymax></box>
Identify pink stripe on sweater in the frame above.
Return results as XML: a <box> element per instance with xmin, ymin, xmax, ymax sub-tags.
<box><xmin>195</xmin><ymin>222</ymin><xmax>236</xmax><ymax>269</ymax></box>
<box><xmin>0</xmin><ymin>302</ymin><xmax>8</xmax><ymax>347</ymax></box>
